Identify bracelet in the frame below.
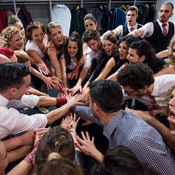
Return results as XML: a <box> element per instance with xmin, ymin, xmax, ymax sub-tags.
<box><xmin>56</xmin><ymin>97</ymin><xmax>67</xmax><ymax>106</ymax></box>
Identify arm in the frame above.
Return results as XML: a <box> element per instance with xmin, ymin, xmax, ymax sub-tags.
<box><xmin>3</xmin><ymin>130</ymin><xmax>34</xmax><ymax>151</ymax></box>
<box><xmin>154</xmin><ymin>66</ymin><xmax>175</xmax><ymax>77</ymax></box>
<box><xmin>47</xmin><ymin>47</ymin><xmax>63</xmax><ymax>79</ymax></box>
<box><xmin>156</xmin><ymin>49</ymin><xmax>168</xmax><ymax>58</ymax></box>
<box><xmin>129</xmin><ymin>29</ymin><xmax>144</xmax><ymax>37</ymax></box>
<box><xmin>60</xmin><ymin>56</ymin><xmax>67</xmax><ymax>88</ymax></box>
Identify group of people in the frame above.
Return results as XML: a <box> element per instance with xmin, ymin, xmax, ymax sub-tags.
<box><xmin>0</xmin><ymin>2</ymin><xmax>175</xmax><ymax>175</ymax></box>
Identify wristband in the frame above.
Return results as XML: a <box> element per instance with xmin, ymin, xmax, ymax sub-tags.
<box><xmin>56</xmin><ymin>97</ymin><xmax>67</xmax><ymax>106</ymax></box>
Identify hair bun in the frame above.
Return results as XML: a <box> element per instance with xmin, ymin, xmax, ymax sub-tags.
<box><xmin>47</xmin><ymin>152</ymin><xmax>61</xmax><ymax>162</ymax></box>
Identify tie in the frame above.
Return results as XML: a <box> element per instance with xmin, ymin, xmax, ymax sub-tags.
<box><xmin>162</xmin><ymin>24</ymin><xmax>167</xmax><ymax>37</ymax></box>
<box><xmin>148</xmin><ymin>95</ymin><xmax>156</xmax><ymax>110</ymax></box>
<box><xmin>130</xmin><ymin>27</ymin><xmax>134</xmax><ymax>32</ymax></box>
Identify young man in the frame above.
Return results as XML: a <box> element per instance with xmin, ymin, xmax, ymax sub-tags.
<box><xmin>70</xmin><ymin>29</ymin><xmax>103</xmax><ymax>95</ymax></box>
<box><xmin>0</xmin><ymin>62</ymin><xmax>83</xmax><ymax>140</ymax></box>
<box><xmin>130</xmin><ymin>2</ymin><xmax>175</xmax><ymax>53</ymax></box>
<box><xmin>103</xmin><ymin>6</ymin><xmax>142</xmax><ymax>38</ymax></box>
<box><xmin>73</xmin><ymin>79</ymin><xmax>175</xmax><ymax>175</ymax></box>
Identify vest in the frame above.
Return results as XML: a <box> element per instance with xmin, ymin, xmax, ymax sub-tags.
<box><xmin>123</xmin><ymin>23</ymin><xmax>142</xmax><ymax>36</ymax></box>
<box><xmin>146</xmin><ymin>21</ymin><xmax>174</xmax><ymax>53</ymax></box>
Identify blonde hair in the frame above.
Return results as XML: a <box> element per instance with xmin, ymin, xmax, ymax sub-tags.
<box><xmin>14</xmin><ymin>50</ymin><xmax>30</xmax><ymax>63</ymax></box>
<box><xmin>166</xmin><ymin>39</ymin><xmax>175</xmax><ymax>66</ymax></box>
<box><xmin>1</xmin><ymin>26</ymin><xmax>21</xmax><ymax>48</ymax></box>
<box><xmin>47</xmin><ymin>22</ymin><xmax>62</xmax><ymax>35</ymax></box>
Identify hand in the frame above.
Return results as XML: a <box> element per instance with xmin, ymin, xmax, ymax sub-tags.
<box><xmin>21</xmin><ymin>130</ymin><xmax>35</xmax><ymax>146</ymax></box>
<box><xmin>43</xmin><ymin>76</ymin><xmax>56</xmax><ymax>90</ymax></box>
<box><xmin>67</xmin><ymin>94</ymin><xmax>84</xmax><ymax>108</ymax></box>
<box><xmin>0</xmin><ymin>37</ymin><xmax>7</xmax><ymax>45</ymax></box>
<box><xmin>67</xmin><ymin>70</ymin><xmax>78</xmax><ymax>80</ymax></box>
<box><xmin>68</xmin><ymin>113</ymin><xmax>80</xmax><ymax>132</ymax></box>
<box><xmin>36</xmin><ymin>63</ymin><xmax>50</xmax><ymax>75</ymax></box>
<box><xmin>51</xmin><ymin>76</ymin><xmax>63</xmax><ymax>91</ymax></box>
<box><xmin>82</xmin><ymin>88</ymin><xmax>90</xmax><ymax>105</ymax></box>
<box><xmin>82</xmin><ymin>81</ymin><xmax>90</xmax><ymax>92</ymax></box>
<box><xmin>68</xmin><ymin>84</ymin><xmax>82</xmax><ymax>96</ymax></box>
<box><xmin>26</xmin><ymin>87</ymin><xmax>36</xmax><ymax>95</ymax></box>
<box><xmin>60</xmin><ymin>116</ymin><xmax>73</xmax><ymax>130</ymax></box>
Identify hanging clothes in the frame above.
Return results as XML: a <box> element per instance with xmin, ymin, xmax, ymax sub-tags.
<box><xmin>52</xmin><ymin>4</ymin><xmax>71</xmax><ymax>37</ymax></box>
<box><xmin>137</xmin><ymin>3</ymin><xmax>149</xmax><ymax>25</ymax></box>
<box><xmin>0</xmin><ymin>9</ymin><xmax>8</xmax><ymax>33</ymax></box>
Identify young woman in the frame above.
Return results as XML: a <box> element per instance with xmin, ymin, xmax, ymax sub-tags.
<box><xmin>60</xmin><ymin>31</ymin><xmax>85</xmax><ymax>90</ymax></box>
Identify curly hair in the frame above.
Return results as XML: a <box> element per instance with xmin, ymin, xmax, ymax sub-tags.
<box><xmin>64</xmin><ymin>31</ymin><xmax>83</xmax><ymax>65</ymax></box>
<box><xmin>166</xmin><ymin>39</ymin><xmax>175</xmax><ymax>66</ymax></box>
<box><xmin>117</xmin><ymin>62</ymin><xmax>154</xmax><ymax>90</ymax></box>
<box><xmin>1</xmin><ymin>26</ymin><xmax>20</xmax><ymax>48</ymax></box>
<box><xmin>26</xmin><ymin>21</ymin><xmax>46</xmax><ymax>40</ymax></box>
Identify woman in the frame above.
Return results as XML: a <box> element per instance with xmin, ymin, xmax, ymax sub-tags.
<box><xmin>35</xmin><ymin>126</ymin><xmax>83</xmax><ymax>175</ymax></box>
<box><xmin>60</xmin><ymin>31</ymin><xmax>85</xmax><ymax>90</ymax></box>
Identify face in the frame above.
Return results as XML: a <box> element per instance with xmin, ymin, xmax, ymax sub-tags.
<box><xmin>84</xmin><ymin>19</ymin><xmax>97</xmax><ymax>30</ymax></box>
<box><xmin>50</xmin><ymin>27</ymin><xmax>64</xmax><ymax>45</ymax></box>
<box><xmin>126</xmin><ymin>10</ymin><xmax>138</xmax><ymax>26</ymax></box>
<box><xmin>89</xmin><ymin>97</ymin><xmax>98</xmax><ymax>119</ymax></box>
<box><xmin>87</xmin><ymin>39</ymin><xmax>100</xmax><ymax>52</ymax></box>
<box><xmin>8</xmin><ymin>32</ymin><xmax>23</xmax><ymax>50</ymax></box>
<box><xmin>0</xmin><ymin>142</ymin><xmax>8</xmax><ymax>175</ymax></box>
<box><xmin>122</xmin><ymin>86</ymin><xmax>147</xmax><ymax>98</ymax></box>
<box><xmin>127</xmin><ymin>48</ymin><xmax>141</xmax><ymax>63</ymax></box>
<box><xmin>118</xmin><ymin>41</ymin><xmax>129</xmax><ymax>60</ymax></box>
<box><xmin>31</xmin><ymin>27</ymin><xmax>45</xmax><ymax>46</ymax></box>
<box><xmin>13</xmin><ymin>22</ymin><xmax>25</xmax><ymax>35</ymax></box>
<box><xmin>67</xmin><ymin>41</ymin><xmax>78</xmax><ymax>58</ymax></box>
<box><xmin>14</xmin><ymin>75</ymin><xmax>31</xmax><ymax>100</ymax></box>
<box><xmin>103</xmin><ymin>39</ymin><xmax>117</xmax><ymax>56</ymax></box>
<box><xmin>169</xmin><ymin>89</ymin><xmax>175</xmax><ymax>117</ymax></box>
<box><xmin>159</xmin><ymin>4</ymin><xmax>173</xmax><ymax>23</ymax></box>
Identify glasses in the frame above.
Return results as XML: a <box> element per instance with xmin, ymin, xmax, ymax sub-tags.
<box><xmin>124</xmin><ymin>89</ymin><xmax>137</xmax><ymax>95</ymax></box>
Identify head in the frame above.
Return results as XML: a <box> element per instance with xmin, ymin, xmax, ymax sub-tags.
<box><xmin>0</xmin><ymin>62</ymin><xmax>30</xmax><ymax>99</ymax></box>
<box><xmin>159</xmin><ymin>2</ymin><xmax>174</xmax><ymax>23</ymax></box>
<box><xmin>118</xmin><ymin>35</ymin><xmax>139</xmax><ymax>60</ymax></box>
<box><xmin>84</xmin><ymin>14</ymin><xmax>98</xmax><ymax>30</ymax></box>
<box><xmin>97</xmin><ymin>146</ymin><xmax>144</xmax><ymax>175</ymax></box>
<box><xmin>166</xmin><ymin>39</ymin><xmax>175</xmax><ymax>66</ymax></box>
<box><xmin>89</xmin><ymin>80</ymin><xmax>123</xmax><ymax>118</ymax></box>
<box><xmin>126</xmin><ymin>6</ymin><xmax>138</xmax><ymax>26</ymax></box>
<box><xmin>1</xmin><ymin>26</ymin><xmax>24</xmax><ymax>50</ymax></box>
<box><xmin>47</xmin><ymin>22</ymin><xmax>64</xmax><ymax>46</ymax></box>
<box><xmin>0</xmin><ymin>48</ymin><xmax>17</xmax><ymax>63</ymax></box>
<box><xmin>117</xmin><ymin>62</ymin><xmax>154</xmax><ymax>98</ymax></box>
<box><xmin>64</xmin><ymin>32</ymin><xmax>83</xmax><ymax>65</ymax></box>
<box><xmin>82</xmin><ymin>29</ymin><xmax>101</xmax><ymax>52</ymax></box>
<box><xmin>36</xmin><ymin>126</ymin><xmax>75</xmax><ymax>171</ymax></box>
<box><xmin>8</xmin><ymin>15</ymin><xmax>25</xmax><ymax>35</ymax></box>
<box><xmin>26</xmin><ymin>22</ymin><xmax>46</xmax><ymax>45</ymax></box>
<box><xmin>0</xmin><ymin>141</ymin><xmax>8</xmax><ymax>175</ymax></box>
<box><xmin>102</xmin><ymin>34</ymin><xmax>117</xmax><ymax>56</ymax></box>
<box><xmin>127</xmin><ymin>40</ymin><xmax>156</xmax><ymax>66</ymax></box>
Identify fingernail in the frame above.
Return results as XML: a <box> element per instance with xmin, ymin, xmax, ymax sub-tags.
<box><xmin>75</xmin><ymin>134</ymin><xmax>77</xmax><ymax>137</ymax></box>
<box><xmin>74</xmin><ymin>143</ymin><xmax>77</xmax><ymax>145</ymax></box>
<box><xmin>81</xmin><ymin>131</ymin><xmax>83</xmax><ymax>133</ymax></box>
<box><xmin>86</xmin><ymin>131</ymin><xmax>88</xmax><ymax>133</ymax></box>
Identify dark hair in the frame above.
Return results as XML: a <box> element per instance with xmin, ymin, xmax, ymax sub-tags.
<box><xmin>97</xmin><ymin>146</ymin><xmax>144</xmax><ymax>175</ymax></box>
<box><xmin>129</xmin><ymin>40</ymin><xmax>156</xmax><ymax>67</ymax></box>
<box><xmin>26</xmin><ymin>21</ymin><xmax>46</xmax><ymax>40</ymax></box>
<box><xmin>84</xmin><ymin>13</ymin><xmax>97</xmax><ymax>24</ymax></box>
<box><xmin>117</xmin><ymin>35</ymin><xmax>139</xmax><ymax>47</ymax></box>
<box><xmin>0</xmin><ymin>62</ymin><xmax>29</xmax><ymax>93</ymax></box>
<box><xmin>89</xmin><ymin>80</ymin><xmax>123</xmax><ymax>113</ymax></box>
<box><xmin>127</xmin><ymin>6</ymin><xmax>139</xmax><ymax>14</ymax></box>
<box><xmin>103</xmin><ymin>33</ymin><xmax>117</xmax><ymax>45</ymax></box>
<box><xmin>163</xmin><ymin>2</ymin><xmax>174</xmax><ymax>10</ymax></box>
<box><xmin>82</xmin><ymin>29</ymin><xmax>100</xmax><ymax>43</ymax></box>
<box><xmin>36</xmin><ymin>126</ymin><xmax>75</xmax><ymax>172</ymax></box>
<box><xmin>64</xmin><ymin>31</ymin><xmax>83</xmax><ymax>65</ymax></box>
<box><xmin>117</xmin><ymin>62</ymin><xmax>154</xmax><ymax>91</ymax></box>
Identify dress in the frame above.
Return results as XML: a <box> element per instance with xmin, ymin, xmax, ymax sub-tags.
<box><xmin>73</xmin><ymin>106</ymin><xmax>175</xmax><ymax>175</ymax></box>
<box><xmin>0</xmin><ymin>94</ymin><xmax>47</xmax><ymax>140</ymax></box>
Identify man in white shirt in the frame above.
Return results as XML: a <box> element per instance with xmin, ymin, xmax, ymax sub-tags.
<box><xmin>130</xmin><ymin>2</ymin><xmax>175</xmax><ymax>53</ymax></box>
<box><xmin>0</xmin><ymin>62</ymin><xmax>83</xmax><ymax>140</ymax></box>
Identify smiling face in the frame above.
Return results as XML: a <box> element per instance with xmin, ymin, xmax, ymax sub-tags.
<box><xmin>31</xmin><ymin>27</ymin><xmax>45</xmax><ymax>46</ymax></box>
<box><xmin>50</xmin><ymin>27</ymin><xmax>64</xmax><ymax>46</ymax></box>
<box><xmin>126</xmin><ymin>10</ymin><xmax>138</xmax><ymax>26</ymax></box>
<box><xmin>118</xmin><ymin>41</ymin><xmax>129</xmax><ymax>60</ymax></box>
<box><xmin>84</xmin><ymin>19</ymin><xmax>97</xmax><ymax>30</ymax></box>
<box><xmin>159</xmin><ymin>3</ymin><xmax>173</xmax><ymax>23</ymax></box>
<box><xmin>8</xmin><ymin>32</ymin><xmax>23</xmax><ymax>50</ymax></box>
<box><xmin>169</xmin><ymin>88</ymin><xmax>175</xmax><ymax>117</ymax></box>
<box><xmin>103</xmin><ymin>39</ymin><xmax>117</xmax><ymax>56</ymax></box>
<box><xmin>67</xmin><ymin>40</ymin><xmax>78</xmax><ymax>58</ymax></box>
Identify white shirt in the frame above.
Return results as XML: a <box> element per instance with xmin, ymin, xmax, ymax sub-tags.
<box><xmin>113</xmin><ymin>23</ymin><xmax>139</xmax><ymax>37</ymax></box>
<box><xmin>139</xmin><ymin>20</ymin><xmax>175</xmax><ymax>39</ymax></box>
<box><xmin>0</xmin><ymin>94</ymin><xmax>47</xmax><ymax>140</ymax></box>
<box><xmin>123</xmin><ymin>74</ymin><xmax>175</xmax><ymax>109</ymax></box>
<box><xmin>25</xmin><ymin>34</ymin><xmax>48</xmax><ymax>59</ymax></box>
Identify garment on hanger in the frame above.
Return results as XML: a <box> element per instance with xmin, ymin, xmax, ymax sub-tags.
<box><xmin>52</xmin><ymin>4</ymin><xmax>71</xmax><ymax>37</ymax></box>
<box><xmin>0</xmin><ymin>9</ymin><xmax>8</xmax><ymax>33</ymax></box>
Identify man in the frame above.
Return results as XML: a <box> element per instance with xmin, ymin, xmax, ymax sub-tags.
<box><xmin>103</xmin><ymin>6</ymin><xmax>142</xmax><ymax>38</ymax></box>
<box><xmin>73</xmin><ymin>79</ymin><xmax>175</xmax><ymax>175</ymax></box>
<box><xmin>0</xmin><ymin>62</ymin><xmax>83</xmax><ymax>140</ymax></box>
<box><xmin>117</xmin><ymin>62</ymin><xmax>175</xmax><ymax>113</ymax></box>
<box><xmin>130</xmin><ymin>2</ymin><xmax>175</xmax><ymax>53</ymax></box>
<box><xmin>70</xmin><ymin>29</ymin><xmax>103</xmax><ymax>95</ymax></box>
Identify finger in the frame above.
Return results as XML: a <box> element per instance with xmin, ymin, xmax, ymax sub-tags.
<box><xmin>76</xmin><ymin>117</ymin><xmax>80</xmax><ymax>124</ymax></box>
<box><xmin>73</xmin><ymin>113</ymin><xmax>77</xmax><ymax>121</ymax></box>
<box><xmin>92</xmin><ymin>136</ymin><xmax>95</xmax><ymax>144</ymax></box>
<box><xmin>76</xmin><ymin>134</ymin><xmax>84</xmax><ymax>145</ymax></box>
<box><xmin>74</xmin><ymin>140</ymin><xmax>82</xmax><ymax>150</ymax></box>
<box><xmin>85</xmin><ymin>131</ymin><xmax>90</xmax><ymax>140</ymax></box>
<box><xmin>81</xmin><ymin>131</ymin><xmax>87</xmax><ymax>140</ymax></box>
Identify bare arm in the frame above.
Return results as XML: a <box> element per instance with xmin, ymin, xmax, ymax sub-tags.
<box><xmin>154</xmin><ymin>66</ymin><xmax>175</xmax><ymax>77</ymax></box>
<box><xmin>156</xmin><ymin>49</ymin><xmax>168</xmax><ymax>58</ymax></box>
<box><xmin>129</xmin><ymin>29</ymin><xmax>144</xmax><ymax>37</ymax></box>
<box><xmin>60</xmin><ymin>56</ymin><xmax>67</xmax><ymax>88</ymax></box>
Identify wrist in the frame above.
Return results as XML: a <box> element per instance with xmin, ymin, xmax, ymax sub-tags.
<box><xmin>56</xmin><ymin>97</ymin><xmax>67</xmax><ymax>106</ymax></box>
